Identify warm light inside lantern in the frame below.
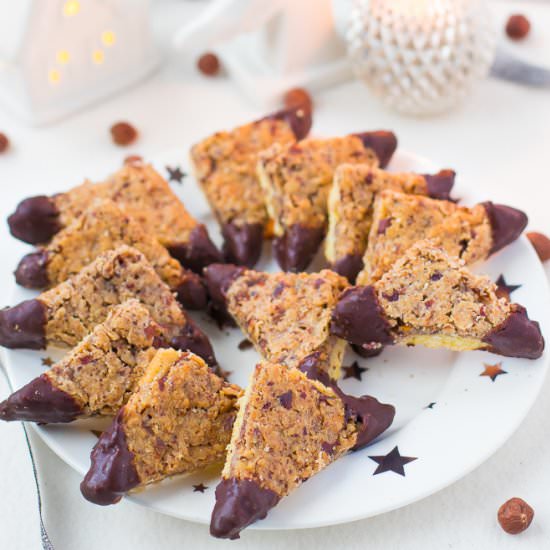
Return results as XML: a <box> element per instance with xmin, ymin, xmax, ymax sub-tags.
<box><xmin>92</xmin><ymin>49</ymin><xmax>105</xmax><ymax>64</ymax></box>
<box><xmin>56</xmin><ymin>50</ymin><xmax>71</xmax><ymax>64</ymax></box>
<box><xmin>63</xmin><ymin>1</ymin><xmax>80</xmax><ymax>17</ymax></box>
<box><xmin>101</xmin><ymin>31</ymin><xmax>116</xmax><ymax>47</ymax></box>
<box><xmin>48</xmin><ymin>69</ymin><xmax>61</xmax><ymax>84</ymax></box>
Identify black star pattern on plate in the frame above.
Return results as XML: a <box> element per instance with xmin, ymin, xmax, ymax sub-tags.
<box><xmin>495</xmin><ymin>275</ymin><xmax>521</xmax><ymax>301</ymax></box>
<box><xmin>425</xmin><ymin>402</ymin><xmax>436</xmax><ymax>409</ymax></box>
<box><xmin>166</xmin><ymin>165</ymin><xmax>186</xmax><ymax>184</ymax></box>
<box><xmin>369</xmin><ymin>446</ymin><xmax>417</xmax><ymax>476</ymax></box>
<box><xmin>218</xmin><ymin>367</ymin><xmax>233</xmax><ymax>381</ymax></box>
<box><xmin>238</xmin><ymin>339</ymin><xmax>253</xmax><ymax>351</ymax></box>
<box><xmin>342</xmin><ymin>361</ymin><xmax>368</xmax><ymax>381</ymax></box>
<box><xmin>41</xmin><ymin>356</ymin><xmax>54</xmax><ymax>367</ymax></box>
<box><xmin>480</xmin><ymin>362</ymin><xmax>507</xmax><ymax>382</ymax></box>
<box><xmin>192</xmin><ymin>483</ymin><xmax>208</xmax><ymax>493</ymax></box>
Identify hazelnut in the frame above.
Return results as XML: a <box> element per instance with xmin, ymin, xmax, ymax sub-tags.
<box><xmin>197</xmin><ymin>53</ymin><xmax>220</xmax><ymax>76</ymax></box>
<box><xmin>283</xmin><ymin>87</ymin><xmax>313</xmax><ymax>113</ymax></box>
<box><xmin>123</xmin><ymin>154</ymin><xmax>143</xmax><ymax>165</ymax></box>
<box><xmin>110</xmin><ymin>122</ymin><xmax>138</xmax><ymax>146</ymax></box>
<box><xmin>506</xmin><ymin>14</ymin><xmax>531</xmax><ymax>40</ymax></box>
<box><xmin>497</xmin><ymin>497</ymin><xmax>534</xmax><ymax>535</ymax></box>
<box><xmin>0</xmin><ymin>132</ymin><xmax>9</xmax><ymax>153</ymax></box>
<box><xmin>527</xmin><ymin>232</ymin><xmax>550</xmax><ymax>262</ymax></box>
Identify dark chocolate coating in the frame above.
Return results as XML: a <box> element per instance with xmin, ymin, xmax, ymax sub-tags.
<box><xmin>423</xmin><ymin>169</ymin><xmax>456</xmax><ymax>201</ymax></box>
<box><xmin>167</xmin><ymin>224</ymin><xmax>223</xmax><ymax>273</ymax></box>
<box><xmin>0</xmin><ymin>299</ymin><xmax>47</xmax><ymax>349</ymax></box>
<box><xmin>330</xmin><ymin>286</ymin><xmax>395</xmax><ymax>347</ymax></box>
<box><xmin>210</xmin><ymin>478</ymin><xmax>280</xmax><ymax>539</ymax></box>
<box><xmin>174</xmin><ymin>271</ymin><xmax>207</xmax><ymax>310</ymax></box>
<box><xmin>351</xmin><ymin>343</ymin><xmax>384</xmax><ymax>358</ymax></box>
<box><xmin>221</xmin><ymin>222</ymin><xmax>264</xmax><ymax>268</ymax></box>
<box><xmin>203</xmin><ymin>263</ymin><xmax>245</xmax><ymax>326</ymax></box>
<box><xmin>353</xmin><ymin>131</ymin><xmax>398</xmax><ymax>168</ymax></box>
<box><xmin>331</xmin><ymin>254</ymin><xmax>364</xmax><ymax>284</ymax></box>
<box><xmin>8</xmin><ymin>196</ymin><xmax>61</xmax><ymax>244</ymax></box>
<box><xmin>482</xmin><ymin>202</ymin><xmax>528</xmax><ymax>255</ymax></box>
<box><xmin>482</xmin><ymin>305</ymin><xmax>544</xmax><ymax>359</ymax></box>
<box><xmin>80</xmin><ymin>410</ymin><xmax>140</xmax><ymax>505</ymax></box>
<box><xmin>14</xmin><ymin>250</ymin><xmax>50</xmax><ymax>289</ymax></box>
<box><xmin>170</xmin><ymin>317</ymin><xmax>218</xmax><ymax>368</ymax></box>
<box><xmin>273</xmin><ymin>224</ymin><xmax>325</xmax><ymax>272</ymax></box>
<box><xmin>0</xmin><ymin>374</ymin><xmax>82</xmax><ymax>423</ymax></box>
<box><xmin>264</xmin><ymin>105</ymin><xmax>313</xmax><ymax>141</ymax></box>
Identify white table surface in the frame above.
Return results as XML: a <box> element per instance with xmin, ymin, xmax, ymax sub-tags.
<box><xmin>1</xmin><ymin>1</ymin><xmax>550</xmax><ymax>549</ymax></box>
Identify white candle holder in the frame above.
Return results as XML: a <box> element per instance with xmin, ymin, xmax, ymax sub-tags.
<box><xmin>347</xmin><ymin>0</ymin><xmax>497</xmax><ymax>116</ymax></box>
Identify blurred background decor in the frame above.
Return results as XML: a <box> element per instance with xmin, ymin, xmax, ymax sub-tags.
<box><xmin>0</xmin><ymin>0</ymin><xmax>158</xmax><ymax>125</ymax></box>
<box><xmin>346</xmin><ymin>0</ymin><xmax>497</xmax><ymax>116</ymax></box>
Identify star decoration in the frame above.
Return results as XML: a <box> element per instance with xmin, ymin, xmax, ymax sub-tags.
<box><xmin>218</xmin><ymin>367</ymin><xmax>233</xmax><ymax>381</ymax></box>
<box><xmin>342</xmin><ymin>361</ymin><xmax>368</xmax><ymax>381</ymax></box>
<box><xmin>166</xmin><ymin>165</ymin><xmax>186</xmax><ymax>184</ymax></box>
<box><xmin>91</xmin><ymin>430</ymin><xmax>102</xmax><ymax>438</ymax></box>
<box><xmin>369</xmin><ymin>446</ymin><xmax>417</xmax><ymax>476</ymax></box>
<box><xmin>495</xmin><ymin>275</ymin><xmax>521</xmax><ymax>301</ymax></box>
<box><xmin>192</xmin><ymin>483</ymin><xmax>208</xmax><ymax>493</ymax></box>
<box><xmin>425</xmin><ymin>402</ymin><xmax>436</xmax><ymax>409</ymax></box>
<box><xmin>238</xmin><ymin>339</ymin><xmax>253</xmax><ymax>351</ymax></box>
<box><xmin>480</xmin><ymin>362</ymin><xmax>507</xmax><ymax>382</ymax></box>
<box><xmin>41</xmin><ymin>356</ymin><xmax>54</xmax><ymax>367</ymax></box>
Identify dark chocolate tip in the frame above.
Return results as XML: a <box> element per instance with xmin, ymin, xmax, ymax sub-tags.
<box><xmin>330</xmin><ymin>286</ymin><xmax>394</xmax><ymax>347</ymax></box>
<box><xmin>210</xmin><ymin>478</ymin><xmax>280</xmax><ymax>539</ymax></box>
<box><xmin>0</xmin><ymin>299</ymin><xmax>47</xmax><ymax>349</ymax></box>
<box><xmin>482</xmin><ymin>202</ymin><xmax>528</xmax><ymax>255</ymax></box>
<box><xmin>351</xmin><ymin>343</ymin><xmax>384</xmax><ymax>358</ymax></box>
<box><xmin>8</xmin><ymin>196</ymin><xmax>61</xmax><ymax>244</ymax></box>
<box><xmin>482</xmin><ymin>305</ymin><xmax>544</xmax><ymax>359</ymax></box>
<box><xmin>15</xmin><ymin>250</ymin><xmax>50</xmax><ymax>289</ymax></box>
<box><xmin>353</xmin><ymin>131</ymin><xmax>398</xmax><ymax>168</ymax></box>
<box><xmin>264</xmin><ymin>105</ymin><xmax>313</xmax><ymax>141</ymax></box>
<box><xmin>299</xmin><ymin>356</ymin><xmax>395</xmax><ymax>450</ymax></box>
<box><xmin>167</xmin><ymin>224</ymin><xmax>223</xmax><ymax>273</ymax></box>
<box><xmin>273</xmin><ymin>224</ymin><xmax>325</xmax><ymax>272</ymax></box>
<box><xmin>0</xmin><ymin>374</ymin><xmax>82</xmax><ymax>423</ymax></box>
<box><xmin>174</xmin><ymin>270</ymin><xmax>207</xmax><ymax>310</ymax></box>
<box><xmin>221</xmin><ymin>222</ymin><xmax>264</xmax><ymax>268</ymax></box>
<box><xmin>423</xmin><ymin>169</ymin><xmax>456</xmax><ymax>201</ymax></box>
<box><xmin>80</xmin><ymin>410</ymin><xmax>140</xmax><ymax>505</ymax></box>
<box><xmin>203</xmin><ymin>263</ymin><xmax>245</xmax><ymax>326</ymax></box>
<box><xmin>345</xmin><ymin>396</ymin><xmax>395</xmax><ymax>450</ymax></box>
<box><xmin>170</xmin><ymin>317</ymin><xmax>218</xmax><ymax>368</ymax></box>
<box><xmin>332</xmin><ymin>254</ymin><xmax>364</xmax><ymax>284</ymax></box>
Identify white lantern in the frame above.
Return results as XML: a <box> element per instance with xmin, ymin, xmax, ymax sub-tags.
<box><xmin>0</xmin><ymin>0</ymin><xmax>158</xmax><ymax>125</ymax></box>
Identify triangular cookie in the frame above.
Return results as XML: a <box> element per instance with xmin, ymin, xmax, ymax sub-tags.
<box><xmin>257</xmin><ymin>131</ymin><xmax>397</xmax><ymax>272</ymax></box>
<box><xmin>81</xmin><ymin>348</ymin><xmax>242</xmax><ymax>505</ymax></box>
<box><xmin>204</xmin><ymin>264</ymin><xmax>349</xmax><ymax>379</ymax></box>
<box><xmin>325</xmin><ymin>165</ymin><xmax>455</xmax><ymax>282</ymax></box>
<box><xmin>0</xmin><ymin>246</ymin><xmax>215</xmax><ymax>365</ymax></box>
<box><xmin>13</xmin><ymin>200</ymin><xmax>206</xmax><ymax>310</ymax></box>
<box><xmin>7</xmin><ymin>162</ymin><xmax>221</xmax><ymax>272</ymax></box>
<box><xmin>210</xmin><ymin>361</ymin><xmax>395</xmax><ymax>539</ymax></box>
<box><xmin>357</xmin><ymin>190</ymin><xmax>528</xmax><ymax>285</ymax></box>
<box><xmin>190</xmin><ymin>107</ymin><xmax>312</xmax><ymax>267</ymax></box>
<box><xmin>331</xmin><ymin>240</ymin><xmax>544</xmax><ymax>359</ymax></box>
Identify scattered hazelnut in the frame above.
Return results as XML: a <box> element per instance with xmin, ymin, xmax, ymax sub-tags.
<box><xmin>497</xmin><ymin>497</ymin><xmax>534</xmax><ymax>535</ymax></box>
<box><xmin>0</xmin><ymin>132</ymin><xmax>9</xmax><ymax>153</ymax></box>
<box><xmin>506</xmin><ymin>14</ymin><xmax>531</xmax><ymax>40</ymax></box>
<box><xmin>110</xmin><ymin>122</ymin><xmax>138</xmax><ymax>146</ymax></box>
<box><xmin>197</xmin><ymin>53</ymin><xmax>220</xmax><ymax>76</ymax></box>
<box><xmin>283</xmin><ymin>87</ymin><xmax>313</xmax><ymax>113</ymax></box>
<box><xmin>527</xmin><ymin>232</ymin><xmax>550</xmax><ymax>262</ymax></box>
<box><xmin>124</xmin><ymin>154</ymin><xmax>143</xmax><ymax>165</ymax></box>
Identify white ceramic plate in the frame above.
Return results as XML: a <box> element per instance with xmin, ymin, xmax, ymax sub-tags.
<box><xmin>2</xmin><ymin>148</ymin><xmax>549</xmax><ymax>531</ymax></box>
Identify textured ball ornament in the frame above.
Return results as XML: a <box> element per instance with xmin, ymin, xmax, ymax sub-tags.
<box><xmin>347</xmin><ymin>0</ymin><xmax>497</xmax><ymax>116</ymax></box>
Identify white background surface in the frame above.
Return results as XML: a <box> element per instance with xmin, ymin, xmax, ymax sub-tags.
<box><xmin>0</xmin><ymin>1</ymin><xmax>549</xmax><ymax>549</ymax></box>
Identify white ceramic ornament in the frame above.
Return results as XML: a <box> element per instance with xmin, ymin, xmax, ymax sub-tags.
<box><xmin>347</xmin><ymin>0</ymin><xmax>497</xmax><ymax>116</ymax></box>
<box><xmin>0</xmin><ymin>0</ymin><xmax>158</xmax><ymax>125</ymax></box>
